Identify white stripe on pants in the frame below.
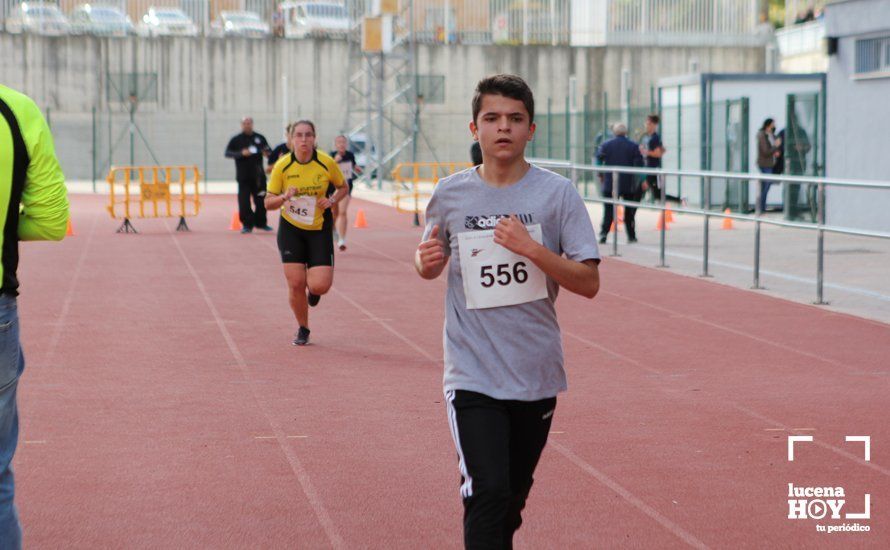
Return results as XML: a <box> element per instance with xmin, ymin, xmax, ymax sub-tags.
<box><xmin>445</xmin><ymin>390</ymin><xmax>473</xmax><ymax>498</ymax></box>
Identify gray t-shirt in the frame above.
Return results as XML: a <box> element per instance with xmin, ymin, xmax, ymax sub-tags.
<box><xmin>422</xmin><ymin>164</ymin><xmax>601</xmax><ymax>401</ymax></box>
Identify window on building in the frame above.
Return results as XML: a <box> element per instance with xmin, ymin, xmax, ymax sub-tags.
<box><xmin>855</xmin><ymin>36</ymin><xmax>890</xmax><ymax>75</ymax></box>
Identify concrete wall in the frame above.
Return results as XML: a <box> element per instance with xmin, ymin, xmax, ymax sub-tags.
<box><xmin>824</xmin><ymin>0</ymin><xmax>890</xmax><ymax>232</ymax></box>
<box><xmin>0</xmin><ymin>33</ymin><xmax>764</xmax><ymax>179</ymax></box>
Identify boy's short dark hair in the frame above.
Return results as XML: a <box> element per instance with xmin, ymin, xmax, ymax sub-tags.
<box><xmin>472</xmin><ymin>74</ymin><xmax>535</xmax><ymax>124</ymax></box>
<box><xmin>647</xmin><ymin>114</ymin><xmax>660</xmax><ymax>125</ymax></box>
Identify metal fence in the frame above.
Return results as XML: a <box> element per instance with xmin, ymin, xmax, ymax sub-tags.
<box><xmin>775</xmin><ymin>19</ymin><xmax>824</xmax><ymax>58</ymax></box>
<box><xmin>532</xmin><ymin>159</ymin><xmax>890</xmax><ymax>305</ymax></box>
<box><xmin>2</xmin><ymin>0</ymin><xmax>766</xmax><ymax>46</ymax></box>
<box><xmin>44</xmin><ymin>91</ymin><xmax>820</xmax><ymax>209</ymax></box>
<box><xmin>45</xmin><ymin>108</ymin><xmax>306</xmax><ymax>187</ymax></box>
<box><xmin>1</xmin><ymin>0</ymin><xmax>282</xmax><ymax>30</ymax></box>
<box><xmin>526</xmin><ymin>91</ymin><xmax>822</xmax><ymax>218</ymax></box>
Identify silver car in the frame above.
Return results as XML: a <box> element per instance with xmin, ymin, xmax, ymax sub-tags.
<box><xmin>280</xmin><ymin>1</ymin><xmax>349</xmax><ymax>39</ymax></box>
<box><xmin>138</xmin><ymin>7</ymin><xmax>199</xmax><ymax>37</ymax></box>
<box><xmin>69</xmin><ymin>4</ymin><xmax>134</xmax><ymax>37</ymax></box>
<box><xmin>211</xmin><ymin>11</ymin><xmax>270</xmax><ymax>38</ymax></box>
<box><xmin>5</xmin><ymin>2</ymin><xmax>71</xmax><ymax>36</ymax></box>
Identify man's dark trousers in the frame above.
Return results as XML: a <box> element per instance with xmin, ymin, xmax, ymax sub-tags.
<box><xmin>237</xmin><ymin>170</ymin><xmax>267</xmax><ymax>229</ymax></box>
<box><xmin>600</xmin><ymin>191</ymin><xmax>639</xmax><ymax>240</ymax></box>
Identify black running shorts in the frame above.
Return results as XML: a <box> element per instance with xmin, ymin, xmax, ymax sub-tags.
<box><xmin>277</xmin><ymin>218</ymin><xmax>334</xmax><ymax>267</ymax></box>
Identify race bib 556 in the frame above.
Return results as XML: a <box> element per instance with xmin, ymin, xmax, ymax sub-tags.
<box><xmin>458</xmin><ymin>224</ymin><xmax>548</xmax><ymax>310</ymax></box>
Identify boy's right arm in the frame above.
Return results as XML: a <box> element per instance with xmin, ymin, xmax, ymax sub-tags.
<box><xmin>415</xmin><ymin>225</ymin><xmax>448</xmax><ymax>279</ymax></box>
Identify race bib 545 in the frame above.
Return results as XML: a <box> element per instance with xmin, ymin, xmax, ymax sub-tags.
<box><xmin>284</xmin><ymin>195</ymin><xmax>316</xmax><ymax>226</ymax></box>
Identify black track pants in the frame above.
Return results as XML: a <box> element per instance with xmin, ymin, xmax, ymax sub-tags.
<box><xmin>445</xmin><ymin>390</ymin><xmax>556</xmax><ymax>550</ymax></box>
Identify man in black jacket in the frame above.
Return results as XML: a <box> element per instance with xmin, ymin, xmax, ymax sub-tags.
<box><xmin>596</xmin><ymin>122</ymin><xmax>644</xmax><ymax>243</ymax></box>
<box><xmin>225</xmin><ymin>117</ymin><xmax>272</xmax><ymax>233</ymax></box>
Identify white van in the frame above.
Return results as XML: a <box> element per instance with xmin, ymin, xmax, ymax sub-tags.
<box><xmin>278</xmin><ymin>1</ymin><xmax>349</xmax><ymax>39</ymax></box>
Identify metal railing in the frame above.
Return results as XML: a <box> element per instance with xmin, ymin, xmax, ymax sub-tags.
<box><xmin>530</xmin><ymin>159</ymin><xmax>890</xmax><ymax>305</ymax></box>
<box><xmin>775</xmin><ymin>19</ymin><xmax>824</xmax><ymax>57</ymax></box>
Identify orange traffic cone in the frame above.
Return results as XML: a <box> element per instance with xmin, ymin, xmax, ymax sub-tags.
<box><xmin>65</xmin><ymin>218</ymin><xmax>75</xmax><ymax>236</ymax></box>
<box><xmin>354</xmin><ymin>209</ymin><xmax>368</xmax><ymax>229</ymax></box>
<box><xmin>229</xmin><ymin>211</ymin><xmax>242</xmax><ymax>231</ymax></box>
<box><xmin>665</xmin><ymin>208</ymin><xmax>675</xmax><ymax>223</ymax></box>
<box><xmin>655</xmin><ymin>212</ymin><xmax>670</xmax><ymax>231</ymax></box>
<box><xmin>722</xmin><ymin>208</ymin><xmax>734</xmax><ymax>230</ymax></box>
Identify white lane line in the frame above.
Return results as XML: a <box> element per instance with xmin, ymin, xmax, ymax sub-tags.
<box><xmin>325</xmin><ymin>231</ymin><xmax>711</xmax><ymax>546</ymax></box>
<box><xmin>564</xmin><ymin>330</ymin><xmax>889</xmax><ymax>478</ymax></box>
<box><xmin>169</xmin><ymin>223</ymin><xmax>343</xmax><ymax>549</ymax></box>
<box><xmin>732</xmin><ymin>403</ymin><xmax>889</xmax><ymax>477</ymax></box>
<box><xmin>43</xmin><ymin>213</ymin><xmax>98</xmax><ymax>367</ymax></box>
<box><xmin>601</xmin><ymin>289</ymin><xmax>876</xmax><ymax>377</ymax></box>
<box><xmin>331</xmin><ymin>288</ymin><xmax>440</xmax><ymax>363</ymax></box>
<box><xmin>550</xmin><ymin>440</ymin><xmax>711</xmax><ymax>550</ymax></box>
<box><xmin>253</xmin><ymin>234</ymin><xmax>440</xmax><ymax>365</ymax></box>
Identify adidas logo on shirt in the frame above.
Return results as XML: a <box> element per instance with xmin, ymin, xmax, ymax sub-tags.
<box><xmin>464</xmin><ymin>213</ymin><xmax>534</xmax><ymax>230</ymax></box>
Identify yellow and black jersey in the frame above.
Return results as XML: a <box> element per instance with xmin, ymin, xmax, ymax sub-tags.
<box><xmin>268</xmin><ymin>149</ymin><xmax>345</xmax><ymax>231</ymax></box>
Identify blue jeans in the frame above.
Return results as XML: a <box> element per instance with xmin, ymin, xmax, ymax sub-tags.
<box><xmin>0</xmin><ymin>295</ymin><xmax>23</xmax><ymax>549</ymax></box>
<box><xmin>758</xmin><ymin>167</ymin><xmax>774</xmax><ymax>213</ymax></box>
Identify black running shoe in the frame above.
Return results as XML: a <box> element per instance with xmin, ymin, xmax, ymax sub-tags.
<box><xmin>308</xmin><ymin>292</ymin><xmax>321</xmax><ymax>307</ymax></box>
<box><xmin>293</xmin><ymin>327</ymin><xmax>310</xmax><ymax>346</ymax></box>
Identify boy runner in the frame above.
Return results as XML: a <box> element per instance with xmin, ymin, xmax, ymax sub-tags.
<box><xmin>415</xmin><ymin>74</ymin><xmax>601</xmax><ymax>548</ymax></box>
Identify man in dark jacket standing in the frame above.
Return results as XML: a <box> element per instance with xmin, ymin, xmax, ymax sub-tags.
<box><xmin>596</xmin><ymin>122</ymin><xmax>643</xmax><ymax>243</ymax></box>
<box><xmin>225</xmin><ymin>117</ymin><xmax>272</xmax><ymax>233</ymax></box>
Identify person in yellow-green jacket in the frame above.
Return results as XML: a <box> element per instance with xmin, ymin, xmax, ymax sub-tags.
<box><xmin>0</xmin><ymin>85</ymin><xmax>69</xmax><ymax>548</ymax></box>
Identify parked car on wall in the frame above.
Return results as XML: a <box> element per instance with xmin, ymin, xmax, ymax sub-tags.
<box><xmin>138</xmin><ymin>7</ymin><xmax>199</xmax><ymax>37</ymax></box>
<box><xmin>280</xmin><ymin>1</ymin><xmax>348</xmax><ymax>39</ymax></box>
<box><xmin>210</xmin><ymin>10</ymin><xmax>270</xmax><ymax>38</ymax></box>
<box><xmin>5</xmin><ymin>2</ymin><xmax>71</xmax><ymax>36</ymax></box>
<box><xmin>69</xmin><ymin>4</ymin><xmax>134</xmax><ymax>37</ymax></box>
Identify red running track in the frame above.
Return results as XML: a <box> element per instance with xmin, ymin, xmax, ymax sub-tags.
<box><xmin>13</xmin><ymin>194</ymin><xmax>890</xmax><ymax>548</ymax></box>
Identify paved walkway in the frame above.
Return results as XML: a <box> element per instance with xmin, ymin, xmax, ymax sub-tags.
<box><xmin>69</xmin><ymin>177</ymin><xmax>890</xmax><ymax>325</ymax></box>
<box><xmin>352</xmin><ymin>183</ymin><xmax>890</xmax><ymax>326</ymax></box>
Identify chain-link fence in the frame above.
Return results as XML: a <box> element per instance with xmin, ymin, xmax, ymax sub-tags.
<box><xmin>3</xmin><ymin>0</ymin><xmax>764</xmax><ymax>47</ymax></box>
<box><xmin>44</xmin><ymin>87</ymin><xmax>825</xmax><ymax>218</ymax></box>
<box><xmin>49</xmin><ymin>109</ymin><xmax>302</xmax><ymax>187</ymax></box>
